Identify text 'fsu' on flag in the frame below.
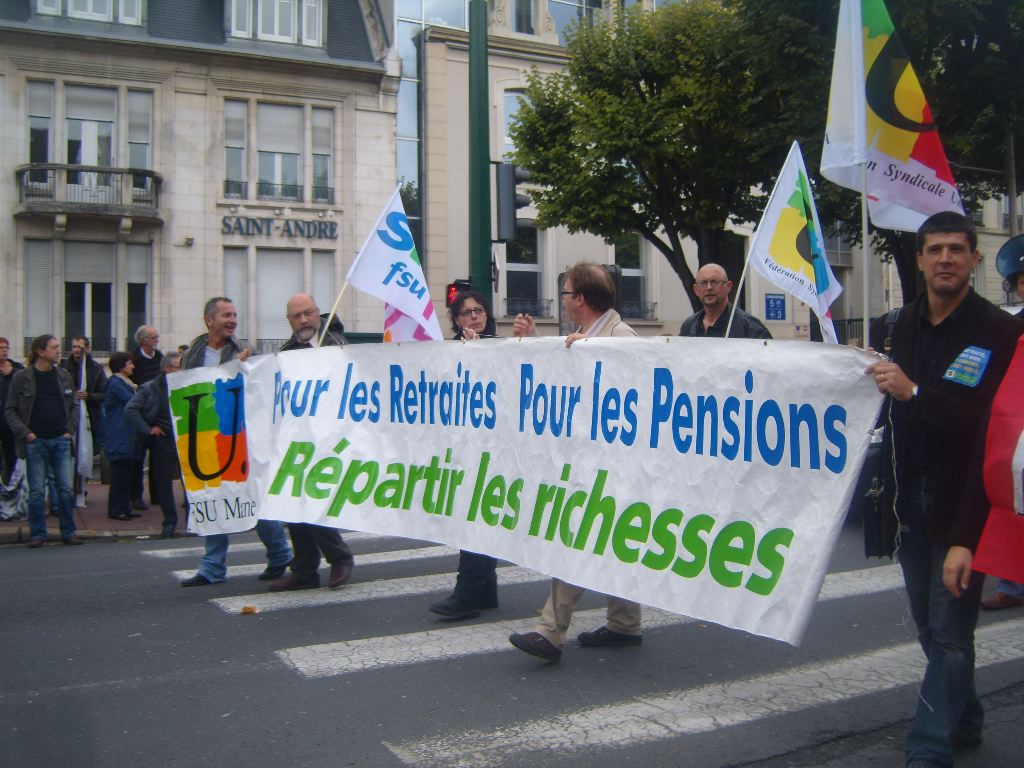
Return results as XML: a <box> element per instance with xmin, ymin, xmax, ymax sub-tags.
<box><xmin>820</xmin><ymin>0</ymin><xmax>964</xmax><ymax>232</ymax></box>
<box><xmin>748</xmin><ymin>142</ymin><xmax>842</xmax><ymax>344</ymax></box>
<box><xmin>346</xmin><ymin>187</ymin><xmax>443</xmax><ymax>341</ymax></box>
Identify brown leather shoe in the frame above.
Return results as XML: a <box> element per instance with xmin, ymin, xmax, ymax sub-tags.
<box><xmin>327</xmin><ymin>561</ymin><xmax>353</xmax><ymax>589</ymax></box>
<box><xmin>62</xmin><ymin>535</ymin><xmax>84</xmax><ymax>546</ymax></box>
<box><xmin>267</xmin><ymin>574</ymin><xmax>319</xmax><ymax>592</ymax></box>
<box><xmin>980</xmin><ymin>591</ymin><xmax>1024</xmax><ymax>610</ymax></box>
<box><xmin>28</xmin><ymin>538</ymin><xmax>45</xmax><ymax>548</ymax></box>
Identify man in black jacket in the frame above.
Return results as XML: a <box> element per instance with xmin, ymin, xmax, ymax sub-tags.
<box><xmin>63</xmin><ymin>336</ymin><xmax>106</xmax><ymax>506</ymax></box>
<box><xmin>266</xmin><ymin>293</ymin><xmax>354</xmax><ymax>591</ymax></box>
<box><xmin>867</xmin><ymin>212</ymin><xmax>1024</xmax><ymax>768</ymax></box>
<box><xmin>128</xmin><ymin>325</ymin><xmax>164</xmax><ymax>511</ymax></box>
<box><xmin>678</xmin><ymin>263</ymin><xmax>772</xmax><ymax>339</ymax></box>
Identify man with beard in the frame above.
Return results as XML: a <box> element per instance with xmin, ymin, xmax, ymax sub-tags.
<box><xmin>264</xmin><ymin>293</ymin><xmax>354</xmax><ymax>591</ymax></box>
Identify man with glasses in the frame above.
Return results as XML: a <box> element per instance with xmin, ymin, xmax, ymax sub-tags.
<box><xmin>265</xmin><ymin>293</ymin><xmax>354</xmax><ymax>591</ymax></box>
<box><xmin>129</xmin><ymin>325</ymin><xmax>164</xmax><ymax>511</ymax></box>
<box><xmin>678</xmin><ymin>263</ymin><xmax>771</xmax><ymax>339</ymax></box>
<box><xmin>509</xmin><ymin>262</ymin><xmax>642</xmax><ymax>663</ymax></box>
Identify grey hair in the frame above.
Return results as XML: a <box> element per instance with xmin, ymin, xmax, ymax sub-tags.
<box><xmin>204</xmin><ymin>297</ymin><xmax>233</xmax><ymax>319</ymax></box>
<box><xmin>162</xmin><ymin>351</ymin><xmax>182</xmax><ymax>370</ymax></box>
<box><xmin>134</xmin><ymin>325</ymin><xmax>152</xmax><ymax>344</ymax></box>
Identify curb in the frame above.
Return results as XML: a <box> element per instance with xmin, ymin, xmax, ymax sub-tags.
<box><xmin>0</xmin><ymin>524</ymin><xmax>192</xmax><ymax>545</ymax></box>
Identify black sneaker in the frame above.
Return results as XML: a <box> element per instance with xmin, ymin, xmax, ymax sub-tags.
<box><xmin>181</xmin><ymin>573</ymin><xmax>213</xmax><ymax>587</ymax></box>
<box><xmin>509</xmin><ymin>632</ymin><xmax>562</xmax><ymax>662</ymax></box>
<box><xmin>577</xmin><ymin>626</ymin><xmax>642</xmax><ymax>647</ymax></box>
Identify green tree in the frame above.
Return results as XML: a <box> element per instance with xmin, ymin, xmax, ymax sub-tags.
<box><xmin>511</xmin><ymin>1</ymin><xmax>822</xmax><ymax>310</ymax></box>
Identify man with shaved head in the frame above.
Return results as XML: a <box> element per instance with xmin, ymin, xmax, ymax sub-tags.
<box><xmin>678</xmin><ymin>263</ymin><xmax>772</xmax><ymax>339</ymax></box>
<box><xmin>265</xmin><ymin>293</ymin><xmax>354</xmax><ymax>591</ymax></box>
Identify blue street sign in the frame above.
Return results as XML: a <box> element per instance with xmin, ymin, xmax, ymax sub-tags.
<box><xmin>765</xmin><ymin>294</ymin><xmax>786</xmax><ymax>321</ymax></box>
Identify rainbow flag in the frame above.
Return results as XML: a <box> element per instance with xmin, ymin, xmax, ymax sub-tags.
<box><xmin>748</xmin><ymin>142</ymin><xmax>842</xmax><ymax>344</ymax></box>
<box><xmin>820</xmin><ymin>0</ymin><xmax>964</xmax><ymax>231</ymax></box>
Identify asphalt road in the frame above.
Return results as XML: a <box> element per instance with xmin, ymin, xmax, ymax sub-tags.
<box><xmin>2</xmin><ymin>522</ymin><xmax>1022</xmax><ymax>768</ymax></box>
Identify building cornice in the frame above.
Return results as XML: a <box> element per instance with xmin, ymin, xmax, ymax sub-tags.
<box><xmin>423</xmin><ymin>26</ymin><xmax>568</xmax><ymax>67</ymax></box>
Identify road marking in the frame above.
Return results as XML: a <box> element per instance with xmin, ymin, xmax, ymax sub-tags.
<box><xmin>212</xmin><ymin>566</ymin><xmax>547</xmax><ymax>614</ymax></box>
<box><xmin>277</xmin><ymin>565</ymin><xmax>905</xmax><ymax>678</ymax></box>
<box><xmin>170</xmin><ymin>545</ymin><xmax>458</xmax><ymax>580</ymax></box>
<box><xmin>384</xmin><ymin>616</ymin><xmax>1024</xmax><ymax>768</ymax></box>
<box><xmin>140</xmin><ymin>531</ymin><xmax>395</xmax><ymax>559</ymax></box>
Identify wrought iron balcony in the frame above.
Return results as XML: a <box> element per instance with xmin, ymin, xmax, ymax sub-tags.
<box><xmin>224</xmin><ymin>179</ymin><xmax>248</xmax><ymax>199</ymax></box>
<box><xmin>15</xmin><ymin>163</ymin><xmax>162</xmax><ymax>221</ymax></box>
<box><xmin>312</xmin><ymin>185</ymin><xmax>335</xmax><ymax>204</ymax></box>
<box><xmin>256</xmin><ymin>181</ymin><xmax>302</xmax><ymax>202</ymax></box>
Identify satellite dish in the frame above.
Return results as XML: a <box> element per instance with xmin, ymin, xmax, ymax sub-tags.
<box><xmin>996</xmin><ymin>235</ymin><xmax>1024</xmax><ymax>279</ymax></box>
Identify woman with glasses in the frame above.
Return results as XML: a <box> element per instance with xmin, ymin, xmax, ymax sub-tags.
<box><xmin>430</xmin><ymin>290</ymin><xmax>499</xmax><ymax>619</ymax></box>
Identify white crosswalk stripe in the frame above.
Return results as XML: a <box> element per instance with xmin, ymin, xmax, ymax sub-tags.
<box><xmin>169</xmin><ymin>545</ymin><xmax>458</xmax><ymax>580</ymax></box>
<box><xmin>210</xmin><ymin>565</ymin><xmax>545</xmax><ymax>613</ymax></box>
<box><xmin>139</xmin><ymin>530</ymin><xmax>392</xmax><ymax>559</ymax></box>
<box><xmin>276</xmin><ymin>564</ymin><xmax>905</xmax><ymax>678</ymax></box>
<box><xmin>383</xmin><ymin>617</ymin><xmax>1024</xmax><ymax>768</ymax></box>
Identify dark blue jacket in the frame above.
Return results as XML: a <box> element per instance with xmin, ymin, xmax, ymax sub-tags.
<box><xmin>102</xmin><ymin>376</ymin><xmax>142</xmax><ymax>461</ymax></box>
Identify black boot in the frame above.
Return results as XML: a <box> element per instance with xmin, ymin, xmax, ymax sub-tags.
<box><xmin>429</xmin><ymin>593</ymin><xmax>482</xmax><ymax>620</ymax></box>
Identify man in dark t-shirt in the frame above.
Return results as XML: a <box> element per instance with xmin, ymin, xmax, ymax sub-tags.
<box><xmin>3</xmin><ymin>335</ymin><xmax>80</xmax><ymax>546</ymax></box>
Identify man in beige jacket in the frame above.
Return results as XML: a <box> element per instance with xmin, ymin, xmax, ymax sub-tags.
<box><xmin>509</xmin><ymin>262</ymin><xmax>642</xmax><ymax>663</ymax></box>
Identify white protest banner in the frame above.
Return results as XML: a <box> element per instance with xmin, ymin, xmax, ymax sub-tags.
<box><xmin>227</xmin><ymin>337</ymin><xmax>884</xmax><ymax>645</ymax></box>
<box><xmin>167</xmin><ymin>361</ymin><xmax>259</xmax><ymax>535</ymax></box>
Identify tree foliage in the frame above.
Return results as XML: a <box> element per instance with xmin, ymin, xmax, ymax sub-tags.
<box><xmin>511</xmin><ymin>1</ymin><xmax>817</xmax><ymax>309</ymax></box>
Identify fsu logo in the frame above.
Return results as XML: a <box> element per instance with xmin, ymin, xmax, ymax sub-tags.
<box><xmin>170</xmin><ymin>374</ymin><xmax>249</xmax><ymax>491</ymax></box>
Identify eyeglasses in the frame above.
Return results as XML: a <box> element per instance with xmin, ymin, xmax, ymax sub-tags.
<box><xmin>458</xmin><ymin>307</ymin><xmax>487</xmax><ymax>319</ymax></box>
<box><xmin>694</xmin><ymin>279</ymin><xmax>728</xmax><ymax>289</ymax></box>
<box><xmin>560</xmin><ymin>290</ymin><xmax>578</xmax><ymax>297</ymax></box>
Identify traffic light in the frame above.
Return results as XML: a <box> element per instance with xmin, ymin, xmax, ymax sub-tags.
<box><xmin>495</xmin><ymin>162</ymin><xmax>532</xmax><ymax>242</ymax></box>
<box><xmin>446</xmin><ymin>279</ymin><xmax>472</xmax><ymax>307</ymax></box>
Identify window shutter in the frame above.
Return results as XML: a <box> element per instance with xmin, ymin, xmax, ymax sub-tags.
<box><xmin>255</xmin><ymin>249</ymin><xmax>302</xmax><ymax>339</ymax></box>
<box><xmin>24</xmin><ymin>240</ymin><xmax>53</xmax><ymax>337</ymax></box>
<box><xmin>224</xmin><ymin>248</ymin><xmax>248</xmax><ymax>340</ymax></box>
<box><xmin>64</xmin><ymin>241</ymin><xmax>114</xmax><ymax>282</ymax></box>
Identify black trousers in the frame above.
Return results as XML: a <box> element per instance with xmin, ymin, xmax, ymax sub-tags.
<box><xmin>150</xmin><ymin>436</ymin><xmax>179</xmax><ymax>528</ymax></box>
<box><xmin>453</xmin><ymin>551</ymin><xmax>498</xmax><ymax>606</ymax></box>
<box><xmin>107</xmin><ymin>459</ymin><xmax>136</xmax><ymax>519</ymax></box>
<box><xmin>288</xmin><ymin>523</ymin><xmax>353</xmax><ymax>583</ymax></box>
<box><xmin>130</xmin><ymin>445</ymin><xmax>158</xmax><ymax>504</ymax></box>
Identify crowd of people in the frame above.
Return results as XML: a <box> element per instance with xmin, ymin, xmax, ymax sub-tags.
<box><xmin>1</xmin><ymin>212</ymin><xmax>1022</xmax><ymax>768</ymax></box>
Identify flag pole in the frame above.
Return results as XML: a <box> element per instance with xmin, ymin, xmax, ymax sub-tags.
<box><xmin>725</xmin><ymin>251</ymin><xmax>754</xmax><ymax>339</ymax></box>
<box><xmin>319</xmin><ymin>280</ymin><xmax>351</xmax><ymax>347</ymax></box>
<box><xmin>860</xmin><ymin>164</ymin><xmax>871</xmax><ymax>349</ymax></box>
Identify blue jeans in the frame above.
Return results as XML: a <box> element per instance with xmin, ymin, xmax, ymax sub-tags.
<box><xmin>26</xmin><ymin>437</ymin><xmax>76</xmax><ymax>541</ymax></box>
<box><xmin>993</xmin><ymin>578</ymin><xmax>1024</xmax><ymax>599</ymax></box>
<box><xmin>198</xmin><ymin>520</ymin><xmax>291</xmax><ymax>582</ymax></box>
<box><xmin>898</xmin><ymin>477</ymin><xmax>984</xmax><ymax>768</ymax></box>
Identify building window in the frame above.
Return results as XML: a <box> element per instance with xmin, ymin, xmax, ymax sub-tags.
<box><xmin>24</xmin><ymin>240</ymin><xmax>54</xmax><ymax>341</ymax></box>
<box><xmin>64</xmin><ymin>241</ymin><xmax>115</xmax><ymax>354</ymax></box>
<box><xmin>503</xmin><ymin>90</ymin><xmax>527</xmax><ymax>159</ymax></box>
<box><xmin>223</xmin><ymin>247</ymin><xmax>249</xmax><ymax>340</ymax></box>
<box><xmin>312</xmin><ymin>250</ymin><xmax>336</xmax><ymax>312</ymax></box>
<box><xmin>506</xmin><ymin>226</ymin><xmax>546</xmax><ymax>317</ymax></box>
<box><xmin>257</xmin><ymin>103</ymin><xmax>302</xmax><ymax>201</ymax></box>
<box><xmin>27</xmin><ymin>82</ymin><xmax>53</xmax><ymax>185</ymax></box>
<box><xmin>65</xmin><ymin>85</ymin><xmax>116</xmax><ymax>194</ymax></box>
<box><xmin>312</xmin><ymin>107</ymin><xmax>333</xmax><ymax>203</ymax></box>
<box><xmin>1003</xmin><ymin>195</ymin><xmax>1023</xmax><ymax>232</ymax></box>
<box><xmin>548</xmin><ymin>0</ymin><xmax>601</xmax><ymax>46</ymax></box>
<box><xmin>613</xmin><ymin>232</ymin><xmax>652</xmax><ymax>319</ymax></box>
<box><xmin>127</xmin><ymin>90</ymin><xmax>153</xmax><ymax>192</ymax></box>
<box><xmin>37</xmin><ymin>0</ymin><xmax>61</xmax><ymax>15</ymax></box>
<box><xmin>230</xmin><ymin>0</ymin><xmax>323</xmax><ymax>46</ymax></box>
<box><xmin>514</xmin><ymin>0</ymin><xmax>534</xmax><ymax>34</ymax></box>
<box><xmin>224</xmin><ymin>100</ymin><xmax>248</xmax><ymax>198</ymax></box>
<box><xmin>45</xmin><ymin>1</ymin><xmax>143</xmax><ymax>24</ymax></box>
<box><xmin>255</xmin><ymin>249</ymin><xmax>303</xmax><ymax>340</ymax></box>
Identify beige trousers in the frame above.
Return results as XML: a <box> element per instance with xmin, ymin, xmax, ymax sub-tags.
<box><xmin>535</xmin><ymin>578</ymin><xmax>642</xmax><ymax>648</ymax></box>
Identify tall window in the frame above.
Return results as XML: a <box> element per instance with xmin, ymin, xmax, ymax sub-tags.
<box><xmin>256</xmin><ymin>249</ymin><xmax>303</xmax><ymax>339</ymax></box>
<box><xmin>127</xmin><ymin>90</ymin><xmax>153</xmax><ymax>192</ymax></box>
<box><xmin>64</xmin><ymin>241</ymin><xmax>115</xmax><ymax>353</ymax></box>
<box><xmin>503</xmin><ymin>90</ymin><xmax>527</xmax><ymax>159</ymax></box>
<box><xmin>229</xmin><ymin>0</ymin><xmax>323</xmax><ymax>46</ymax></box>
<box><xmin>1003</xmin><ymin>195</ymin><xmax>1023</xmax><ymax>232</ymax></box>
<box><xmin>223</xmin><ymin>248</ymin><xmax>249</xmax><ymax>340</ymax></box>
<box><xmin>24</xmin><ymin>240</ymin><xmax>53</xmax><ymax>339</ymax></box>
<box><xmin>613</xmin><ymin>232</ymin><xmax>648</xmax><ymax>319</ymax></box>
<box><xmin>27</xmin><ymin>82</ymin><xmax>53</xmax><ymax>184</ymax></box>
<box><xmin>65</xmin><ymin>85</ymin><xmax>115</xmax><ymax>192</ymax></box>
<box><xmin>126</xmin><ymin>243</ymin><xmax>150</xmax><ymax>346</ymax></box>
<box><xmin>548</xmin><ymin>0</ymin><xmax>601</xmax><ymax>45</ymax></box>
<box><xmin>506</xmin><ymin>226</ymin><xmax>544</xmax><ymax>316</ymax></box>
<box><xmin>312</xmin><ymin>108</ymin><xmax>333</xmax><ymax>203</ymax></box>
<box><xmin>224</xmin><ymin>100</ymin><xmax>248</xmax><ymax>198</ymax></box>
<box><xmin>514</xmin><ymin>0</ymin><xmax>534</xmax><ymax>34</ymax></box>
<box><xmin>257</xmin><ymin>103</ymin><xmax>302</xmax><ymax>201</ymax></box>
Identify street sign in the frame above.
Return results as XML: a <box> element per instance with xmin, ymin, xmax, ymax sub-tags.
<box><xmin>766</xmin><ymin>293</ymin><xmax>786</xmax><ymax>321</ymax></box>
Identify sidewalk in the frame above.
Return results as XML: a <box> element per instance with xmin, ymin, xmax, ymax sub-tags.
<box><xmin>0</xmin><ymin>479</ymin><xmax>191</xmax><ymax>544</ymax></box>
